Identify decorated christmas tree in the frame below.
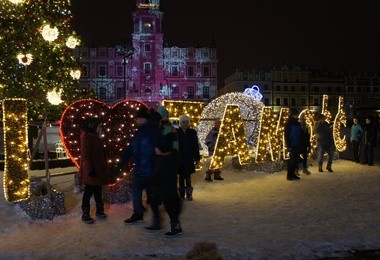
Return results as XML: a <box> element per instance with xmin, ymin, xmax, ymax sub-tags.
<box><xmin>0</xmin><ymin>0</ymin><xmax>92</xmax><ymax>121</ymax></box>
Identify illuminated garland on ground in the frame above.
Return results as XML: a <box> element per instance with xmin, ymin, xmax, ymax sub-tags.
<box><xmin>2</xmin><ymin>98</ymin><xmax>30</xmax><ymax>202</ymax></box>
<box><xmin>256</xmin><ymin>107</ymin><xmax>289</xmax><ymax>162</ymax></box>
<box><xmin>333</xmin><ymin>96</ymin><xmax>347</xmax><ymax>152</ymax></box>
<box><xmin>59</xmin><ymin>99</ymin><xmax>148</xmax><ymax>185</ymax></box>
<box><xmin>209</xmin><ymin>105</ymin><xmax>251</xmax><ymax>170</ymax></box>
<box><xmin>162</xmin><ymin>100</ymin><xmax>206</xmax><ymax>129</ymax></box>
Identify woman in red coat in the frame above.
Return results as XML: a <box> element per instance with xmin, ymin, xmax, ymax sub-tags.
<box><xmin>79</xmin><ymin>118</ymin><xmax>109</xmax><ymax>224</ymax></box>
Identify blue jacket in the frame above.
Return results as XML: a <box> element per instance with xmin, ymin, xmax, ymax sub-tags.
<box><xmin>285</xmin><ymin>117</ymin><xmax>301</xmax><ymax>148</ymax></box>
<box><xmin>121</xmin><ymin>123</ymin><xmax>162</xmax><ymax>177</ymax></box>
<box><xmin>350</xmin><ymin>124</ymin><xmax>363</xmax><ymax>142</ymax></box>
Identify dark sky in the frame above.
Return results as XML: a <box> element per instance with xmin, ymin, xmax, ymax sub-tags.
<box><xmin>71</xmin><ymin>0</ymin><xmax>380</xmax><ymax>83</ymax></box>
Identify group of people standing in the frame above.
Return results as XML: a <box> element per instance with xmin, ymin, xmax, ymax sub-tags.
<box><xmin>78</xmin><ymin>105</ymin><xmax>202</xmax><ymax>238</ymax></box>
<box><xmin>285</xmin><ymin>108</ymin><xmax>378</xmax><ymax>181</ymax></box>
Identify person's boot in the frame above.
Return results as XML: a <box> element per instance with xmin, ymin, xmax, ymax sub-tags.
<box><xmin>124</xmin><ymin>213</ymin><xmax>143</xmax><ymax>224</ymax></box>
<box><xmin>81</xmin><ymin>206</ymin><xmax>94</xmax><ymax>224</ymax></box>
<box><xmin>145</xmin><ymin>217</ymin><xmax>162</xmax><ymax>231</ymax></box>
<box><xmin>178</xmin><ymin>187</ymin><xmax>185</xmax><ymax>199</ymax></box>
<box><xmin>214</xmin><ymin>170</ymin><xmax>224</xmax><ymax>180</ymax></box>
<box><xmin>205</xmin><ymin>170</ymin><xmax>213</xmax><ymax>182</ymax></box>
<box><xmin>186</xmin><ymin>187</ymin><xmax>193</xmax><ymax>201</ymax></box>
<box><xmin>318</xmin><ymin>164</ymin><xmax>323</xmax><ymax>172</ymax></box>
<box><xmin>326</xmin><ymin>165</ymin><xmax>333</xmax><ymax>172</ymax></box>
<box><xmin>96</xmin><ymin>203</ymin><xmax>107</xmax><ymax>219</ymax></box>
<box><xmin>303</xmin><ymin>167</ymin><xmax>311</xmax><ymax>175</ymax></box>
<box><xmin>165</xmin><ymin>222</ymin><xmax>183</xmax><ymax>238</ymax></box>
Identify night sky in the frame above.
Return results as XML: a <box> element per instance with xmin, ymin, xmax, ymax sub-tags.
<box><xmin>71</xmin><ymin>0</ymin><xmax>380</xmax><ymax>84</ymax></box>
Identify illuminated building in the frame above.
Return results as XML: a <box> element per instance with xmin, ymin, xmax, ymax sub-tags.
<box><xmin>75</xmin><ymin>0</ymin><xmax>217</xmax><ymax>107</ymax></box>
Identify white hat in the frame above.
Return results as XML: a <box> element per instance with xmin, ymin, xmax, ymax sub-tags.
<box><xmin>179</xmin><ymin>115</ymin><xmax>190</xmax><ymax>123</ymax></box>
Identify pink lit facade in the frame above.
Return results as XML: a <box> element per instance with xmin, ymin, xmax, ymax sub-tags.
<box><xmin>75</xmin><ymin>0</ymin><xmax>218</xmax><ymax>106</ymax></box>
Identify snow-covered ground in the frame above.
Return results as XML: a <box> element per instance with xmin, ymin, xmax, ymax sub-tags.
<box><xmin>0</xmin><ymin>158</ymin><xmax>379</xmax><ymax>259</ymax></box>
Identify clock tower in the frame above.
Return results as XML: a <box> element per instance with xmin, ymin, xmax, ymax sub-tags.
<box><xmin>131</xmin><ymin>0</ymin><xmax>165</xmax><ymax>98</ymax></box>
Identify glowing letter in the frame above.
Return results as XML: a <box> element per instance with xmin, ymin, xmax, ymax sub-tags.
<box><xmin>256</xmin><ymin>107</ymin><xmax>289</xmax><ymax>162</ymax></box>
<box><xmin>209</xmin><ymin>105</ymin><xmax>250</xmax><ymax>170</ymax></box>
<box><xmin>2</xmin><ymin>99</ymin><xmax>30</xmax><ymax>202</ymax></box>
<box><xmin>333</xmin><ymin>96</ymin><xmax>347</xmax><ymax>152</ymax></box>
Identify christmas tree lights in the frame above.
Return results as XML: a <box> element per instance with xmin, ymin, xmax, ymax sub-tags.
<box><xmin>2</xmin><ymin>98</ymin><xmax>30</xmax><ymax>202</ymax></box>
<box><xmin>209</xmin><ymin>105</ymin><xmax>251</xmax><ymax>170</ymax></box>
<box><xmin>162</xmin><ymin>100</ymin><xmax>206</xmax><ymax>129</ymax></box>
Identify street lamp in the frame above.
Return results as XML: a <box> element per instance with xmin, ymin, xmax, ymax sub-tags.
<box><xmin>117</xmin><ymin>42</ymin><xmax>133</xmax><ymax>99</ymax></box>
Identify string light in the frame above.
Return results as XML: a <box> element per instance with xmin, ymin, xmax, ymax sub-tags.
<box><xmin>162</xmin><ymin>100</ymin><xmax>206</xmax><ymax>129</ymax></box>
<box><xmin>65</xmin><ymin>35</ymin><xmax>80</xmax><ymax>49</ymax></box>
<box><xmin>17</xmin><ymin>53</ymin><xmax>33</xmax><ymax>66</ymax></box>
<box><xmin>41</xmin><ymin>24</ymin><xmax>59</xmax><ymax>42</ymax></box>
<box><xmin>70</xmin><ymin>69</ymin><xmax>81</xmax><ymax>80</ymax></box>
<box><xmin>2</xmin><ymin>99</ymin><xmax>30</xmax><ymax>202</ymax></box>
<box><xmin>47</xmin><ymin>88</ymin><xmax>63</xmax><ymax>105</ymax></box>
<box><xmin>333</xmin><ymin>96</ymin><xmax>347</xmax><ymax>152</ymax></box>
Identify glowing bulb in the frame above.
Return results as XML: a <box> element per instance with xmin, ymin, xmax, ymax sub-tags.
<box><xmin>41</xmin><ymin>24</ymin><xmax>59</xmax><ymax>42</ymax></box>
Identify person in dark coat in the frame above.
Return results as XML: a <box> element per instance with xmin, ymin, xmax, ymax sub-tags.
<box><xmin>205</xmin><ymin>120</ymin><xmax>223</xmax><ymax>181</ymax></box>
<box><xmin>177</xmin><ymin>115</ymin><xmax>200</xmax><ymax>201</ymax></box>
<box><xmin>314</xmin><ymin>113</ymin><xmax>334</xmax><ymax>172</ymax></box>
<box><xmin>121</xmin><ymin>107</ymin><xmax>162</xmax><ymax>224</ymax></box>
<box><xmin>146</xmin><ymin>133</ymin><xmax>183</xmax><ymax>237</ymax></box>
<box><xmin>363</xmin><ymin>116</ymin><xmax>378</xmax><ymax>166</ymax></box>
<box><xmin>299</xmin><ymin>117</ymin><xmax>311</xmax><ymax>174</ymax></box>
<box><xmin>284</xmin><ymin>108</ymin><xmax>301</xmax><ymax>181</ymax></box>
<box><xmin>79</xmin><ymin>118</ymin><xmax>109</xmax><ymax>224</ymax></box>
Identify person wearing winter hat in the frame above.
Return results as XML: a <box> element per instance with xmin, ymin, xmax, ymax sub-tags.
<box><xmin>79</xmin><ymin>118</ymin><xmax>109</xmax><ymax>224</ymax></box>
<box><xmin>157</xmin><ymin>105</ymin><xmax>179</xmax><ymax>150</ymax></box>
<box><xmin>121</xmin><ymin>106</ymin><xmax>162</xmax><ymax>224</ymax></box>
<box><xmin>177</xmin><ymin>115</ymin><xmax>200</xmax><ymax>200</ymax></box>
<box><xmin>145</xmin><ymin>133</ymin><xmax>183</xmax><ymax>237</ymax></box>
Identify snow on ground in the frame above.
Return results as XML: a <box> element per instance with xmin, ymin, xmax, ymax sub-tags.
<box><xmin>0</xmin><ymin>158</ymin><xmax>379</xmax><ymax>259</ymax></box>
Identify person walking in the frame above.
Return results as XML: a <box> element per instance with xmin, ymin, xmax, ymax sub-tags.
<box><xmin>299</xmin><ymin>117</ymin><xmax>311</xmax><ymax>174</ymax></box>
<box><xmin>121</xmin><ymin>107</ymin><xmax>162</xmax><ymax>224</ymax></box>
<box><xmin>314</xmin><ymin>113</ymin><xmax>334</xmax><ymax>172</ymax></box>
<box><xmin>79</xmin><ymin>118</ymin><xmax>109</xmax><ymax>224</ymax></box>
<box><xmin>205</xmin><ymin>120</ymin><xmax>223</xmax><ymax>181</ymax></box>
<box><xmin>350</xmin><ymin>116</ymin><xmax>364</xmax><ymax>163</ymax></box>
<box><xmin>177</xmin><ymin>115</ymin><xmax>200</xmax><ymax>201</ymax></box>
<box><xmin>363</xmin><ymin>116</ymin><xmax>378</xmax><ymax>166</ymax></box>
<box><xmin>157</xmin><ymin>105</ymin><xmax>179</xmax><ymax>150</ymax></box>
<box><xmin>146</xmin><ymin>133</ymin><xmax>183</xmax><ymax>237</ymax></box>
<box><xmin>284</xmin><ymin>108</ymin><xmax>301</xmax><ymax>181</ymax></box>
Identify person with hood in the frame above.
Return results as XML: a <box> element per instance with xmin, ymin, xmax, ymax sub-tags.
<box><xmin>314</xmin><ymin>113</ymin><xmax>334</xmax><ymax>172</ymax></box>
<box><xmin>205</xmin><ymin>120</ymin><xmax>223</xmax><ymax>181</ymax></box>
<box><xmin>284</xmin><ymin>108</ymin><xmax>301</xmax><ymax>181</ymax></box>
<box><xmin>121</xmin><ymin>107</ymin><xmax>162</xmax><ymax>224</ymax></box>
<box><xmin>79</xmin><ymin>118</ymin><xmax>109</xmax><ymax>224</ymax></box>
<box><xmin>146</xmin><ymin>133</ymin><xmax>183</xmax><ymax>237</ymax></box>
<box><xmin>177</xmin><ymin>115</ymin><xmax>200</xmax><ymax>201</ymax></box>
<box><xmin>157</xmin><ymin>105</ymin><xmax>179</xmax><ymax>150</ymax></box>
<box><xmin>363</xmin><ymin>116</ymin><xmax>378</xmax><ymax>166</ymax></box>
<box><xmin>350</xmin><ymin>116</ymin><xmax>364</xmax><ymax>163</ymax></box>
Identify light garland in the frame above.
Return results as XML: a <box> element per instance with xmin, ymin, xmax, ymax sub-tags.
<box><xmin>41</xmin><ymin>24</ymin><xmax>59</xmax><ymax>42</ymax></box>
<box><xmin>17</xmin><ymin>53</ymin><xmax>33</xmax><ymax>66</ymax></box>
<box><xmin>256</xmin><ymin>107</ymin><xmax>289</xmax><ymax>162</ymax></box>
<box><xmin>2</xmin><ymin>98</ymin><xmax>30</xmax><ymax>202</ymax></box>
<box><xmin>9</xmin><ymin>0</ymin><xmax>25</xmax><ymax>4</ymax></box>
<box><xmin>162</xmin><ymin>100</ymin><xmax>206</xmax><ymax>129</ymax></box>
<box><xmin>209</xmin><ymin>105</ymin><xmax>250</xmax><ymax>170</ymax></box>
<box><xmin>333</xmin><ymin>96</ymin><xmax>347</xmax><ymax>152</ymax></box>
<box><xmin>70</xmin><ymin>69</ymin><xmax>81</xmax><ymax>80</ymax></box>
<box><xmin>47</xmin><ymin>88</ymin><xmax>63</xmax><ymax>105</ymax></box>
<box><xmin>322</xmin><ymin>94</ymin><xmax>333</xmax><ymax>123</ymax></box>
<box><xmin>59</xmin><ymin>99</ymin><xmax>148</xmax><ymax>185</ymax></box>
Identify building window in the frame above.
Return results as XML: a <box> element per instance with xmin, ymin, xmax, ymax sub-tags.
<box><xmin>264</xmin><ymin>98</ymin><xmax>270</xmax><ymax>106</ymax></box>
<box><xmin>374</xmin><ymin>87</ymin><xmax>379</xmax><ymax>92</ymax></box>
<box><xmin>99</xmin><ymin>65</ymin><xmax>106</xmax><ymax>77</ymax></box>
<box><xmin>116</xmin><ymin>87</ymin><xmax>123</xmax><ymax>99</ymax></box>
<box><xmin>291</xmin><ymin>98</ymin><xmax>296</xmax><ymax>106</ymax></box>
<box><xmin>187</xmin><ymin>66</ymin><xmax>194</xmax><ymax>77</ymax></box>
<box><xmin>99</xmin><ymin>87</ymin><xmax>106</xmax><ymax>100</ymax></box>
<box><xmin>357</xmin><ymin>86</ymin><xmax>362</xmax><ymax>92</ymax></box>
<box><xmin>291</xmin><ymin>86</ymin><xmax>295</xmax><ymax>91</ymax></box>
<box><xmin>276</xmin><ymin>85</ymin><xmax>280</xmax><ymax>91</ymax></box>
<box><xmin>116</xmin><ymin>66</ymin><xmax>124</xmax><ymax>77</ymax></box>
<box><xmin>313</xmin><ymin>98</ymin><xmax>319</xmax><ymax>106</ymax></box>
<box><xmin>283</xmin><ymin>98</ymin><xmax>289</xmax><ymax>106</ymax></box>
<box><xmin>144</xmin><ymin>63</ymin><xmax>151</xmax><ymax>74</ymax></box>
<box><xmin>203</xmin><ymin>66</ymin><xmax>210</xmax><ymax>77</ymax></box>
<box><xmin>348</xmin><ymin>86</ymin><xmax>354</xmax><ymax>92</ymax></box>
<box><xmin>172</xmin><ymin>50</ymin><xmax>178</xmax><ymax>58</ymax></box>
<box><xmin>284</xmin><ymin>86</ymin><xmax>288</xmax><ymax>91</ymax></box>
<box><xmin>301</xmin><ymin>86</ymin><xmax>306</xmax><ymax>91</ymax></box>
<box><xmin>327</xmin><ymin>86</ymin><xmax>332</xmax><ymax>92</ymax></box>
<box><xmin>263</xmin><ymin>85</ymin><xmax>269</xmax><ymax>90</ymax></box>
<box><xmin>203</xmin><ymin>51</ymin><xmax>209</xmax><ymax>58</ymax></box>
<box><xmin>187</xmin><ymin>86</ymin><xmax>195</xmax><ymax>98</ymax></box>
<box><xmin>366</xmin><ymin>86</ymin><xmax>371</xmax><ymax>92</ymax></box>
<box><xmin>82</xmin><ymin>65</ymin><xmax>89</xmax><ymax>78</ymax></box>
<box><xmin>337</xmin><ymin>87</ymin><xmax>342</xmax><ymax>92</ymax></box>
<box><xmin>144</xmin><ymin>44</ymin><xmax>151</xmax><ymax>52</ymax></box>
<box><xmin>172</xmin><ymin>84</ymin><xmax>178</xmax><ymax>98</ymax></box>
<box><xmin>99</xmin><ymin>50</ymin><xmax>107</xmax><ymax>58</ymax></box>
<box><xmin>301</xmin><ymin>98</ymin><xmax>306</xmax><ymax>106</ymax></box>
<box><xmin>187</xmin><ymin>51</ymin><xmax>193</xmax><ymax>58</ymax></box>
<box><xmin>171</xmin><ymin>66</ymin><xmax>179</xmax><ymax>76</ymax></box>
<box><xmin>276</xmin><ymin>98</ymin><xmax>281</xmax><ymax>106</ymax></box>
<box><xmin>203</xmin><ymin>86</ymin><xmax>210</xmax><ymax>98</ymax></box>
<box><xmin>313</xmin><ymin>86</ymin><xmax>319</xmax><ymax>92</ymax></box>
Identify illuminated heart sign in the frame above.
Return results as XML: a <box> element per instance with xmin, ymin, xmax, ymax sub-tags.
<box><xmin>59</xmin><ymin>99</ymin><xmax>148</xmax><ymax>184</ymax></box>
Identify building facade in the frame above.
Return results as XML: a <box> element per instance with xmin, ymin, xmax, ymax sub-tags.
<box><xmin>75</xmin><ymin>0</ymin><xmax>217</xmax><ymax>106</ymax></box>
<box><xmin>219</xmin><ymin>65</ymin><xmax>380</xmax><ymax>117</ymax></box>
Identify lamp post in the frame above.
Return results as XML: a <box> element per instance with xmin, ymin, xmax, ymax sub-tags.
<box><xmin>117</xmin><ymin>42</ymin><xmax>133</xmax><ymax>99</ymax></box>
